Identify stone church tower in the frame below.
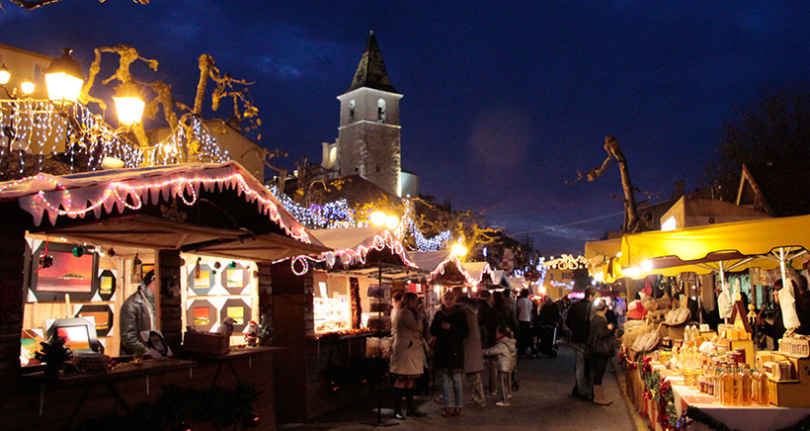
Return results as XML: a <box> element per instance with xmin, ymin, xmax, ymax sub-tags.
<box><xmin>335</xmin><ymin>31</ymin><xmax>402</xmax><ymax>196</ymax></box>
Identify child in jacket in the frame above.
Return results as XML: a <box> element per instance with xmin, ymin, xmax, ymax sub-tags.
<box><xmin>482</xmin><ymin>326</ymin><xmax>517</xmax><ymax>406</ymax></box>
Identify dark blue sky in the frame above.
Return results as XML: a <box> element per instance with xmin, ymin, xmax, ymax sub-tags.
<box><xmin>2</xmin><ymin>1</ymin><xmax>809</xmax><ymax>255</ymax></box>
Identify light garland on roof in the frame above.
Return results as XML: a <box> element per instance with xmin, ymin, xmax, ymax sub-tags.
<box><xmin>0</xmin><ymin>100</ymin><xmax>230</xmax><ymax>176</ymax></box>
<box><xmin>428</xmin><ymin>254</ymin><xmax>493</xmax><ymax>286</ymax></box>
<box><xmin>274</xmin><ymin>230</ymin><xmax>416</xmax><ymax>276</ymax></box>
<box><xmin>13</xmin><ymin>167</ymin><xmax>310</xmax><ymax>242</ymax></box>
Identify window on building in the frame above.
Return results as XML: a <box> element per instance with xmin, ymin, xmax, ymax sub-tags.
<box><xmin>349</xmin><ymin>99</ymin><xmax>355</xmax><ymax>122</ymax></box>
<box><xmin>377</xmin><ymin>99</ymin><xmax>386</xmax><ymax>123</ymax></box>
<box><xmin>33</xmin><ymin>64</ymin><xmax>44</xmax><ymax>82</ymax></box>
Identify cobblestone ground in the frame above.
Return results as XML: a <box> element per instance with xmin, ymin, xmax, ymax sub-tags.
<box><xmin>280</xmin><ymin>343</ymin><xmax>641</xmax><ymax>431</ymax></box>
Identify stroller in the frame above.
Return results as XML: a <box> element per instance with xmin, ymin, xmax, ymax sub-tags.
<box><xmin>535</xmin><ymin>324</ymin><xmax>558</xmax><ymax>358</ymax></box>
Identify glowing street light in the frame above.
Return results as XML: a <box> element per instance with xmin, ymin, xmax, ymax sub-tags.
<box><xmin>20</xmin><ymin>79</ymin><xmax>35</xmax><ymax>95</ymax></box>
<box><xmin>0</xmin><ymin>64</ymin><xmax>10</xmax><ymax>85</ymax></box>
<box><xmin>451</xmin><ymin>243</ymin><xmax>468</xmax><ymax>258</ymax></box>
<box><xmin>384</xmin><ymin>215</ymin><xmax>399</xmax><ymax>230</ymax></box>
<box><xmin>113</xmin><ymin>83</ymin><xmax>145</xmax><ymax>125</ymax></box>
<box><xmin>370</xmin><ymin>210</ymin><xmax>387</xmax><ymax>227</ymax></box>
<box><xmin>45</xmin><ymin>48</ymin><xmax>84</xmax><ymax>104</ymax></box>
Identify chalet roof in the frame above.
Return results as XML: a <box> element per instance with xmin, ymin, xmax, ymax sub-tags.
<box><xmin>345</xmin><ymin>31</ymin><xmax>397</xmax><ymax>94</ymax></box>
<box><xmin>738</xmin><ymin>162</ymin><xmax>810</xmax><ymax>217</ymax></box>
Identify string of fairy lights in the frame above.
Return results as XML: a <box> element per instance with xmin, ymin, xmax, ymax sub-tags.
<box><xmin>0</xmin><ymin>100</ymin><xmax>229</xmax><ymax>175</ymax></box>
<box><xmin>269</xmin><ymin>189</ymin><xmax>452</xmax><ymax>252</ymax></box>
<box><xmin>273</xmin><ymin>229</ymin><xmax>418</xmax><ymax>276</ymax></box>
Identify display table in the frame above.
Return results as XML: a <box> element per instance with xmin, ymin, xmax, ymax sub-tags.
<box><xmin>633</xmin><ymin>359</ymin><xmax>810</xmax><ymax>431</ymax></box>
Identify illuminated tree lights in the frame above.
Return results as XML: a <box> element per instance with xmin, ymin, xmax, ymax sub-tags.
<box><xmin>2</xmin><ymin>163</ymin><xmax>311</xmax><ymax>242</ymax></box>
<box><xmin>269</xmin><ymin>191</ymin><xmax>452</xmax><ymax>252</ymax></box>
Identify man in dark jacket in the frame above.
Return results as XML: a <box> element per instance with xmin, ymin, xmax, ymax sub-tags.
<box><xmin>566</xmin><ymin>286</ymin><xmax>596</xmax><ymax>401</ymax></box>
<box><xmin>120</xmin><ymin>270</ymin><xmax>157</xmax><ymax>355</ymax></box>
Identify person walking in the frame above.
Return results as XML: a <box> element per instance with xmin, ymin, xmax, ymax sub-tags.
<box><xmin>588</xmin><ymin>301</ymin><xmax>616</xmax><ymax>405</ymax></box>
<box><xmin>516</xmin><ymin>289</ymin><xmax>534</xmax><ymax>357</ymax></box>
<box><xmin>431</xmin><ymin>291</ymin><xmax>469</xmax><ymax>417</ymax></box>
<box><xmin>453</xmin><ymin>287</ymin><xmax>486</xmax><ymax>408</ymax></box>
<box><xmin>483</xmin><ymin>326</ymin><xmax>517</xmax><ymax>407</ymax></box>
<box><xmin>478</xmin><ymin>289</ymin><xmax>499</xmax><ymax>395</ymax></box>
<box><xmin>567</xmin><ymin>286</ymin><xmax>596</xmax><ymax>401</ymax></box>
<box><xmin>389</xmin><ymin>292</ymin><xmax>428</xmax><ymax>419</ymax></box>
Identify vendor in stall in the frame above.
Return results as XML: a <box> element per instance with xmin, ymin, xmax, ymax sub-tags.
<box><xmin>120</xmin><ymin>270</ymin><xmax>157</xmax><ymax>356</ymax></box>
<box><xmin>757</xmin><ymin>279</ymin><xmax>786</xmax><ymax>345</ymax></box>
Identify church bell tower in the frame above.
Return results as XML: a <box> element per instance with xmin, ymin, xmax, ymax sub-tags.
<box><xmin>336</xmin><ymin>31</ymin><xmax>402</xmax><ymax>196</ymax></box>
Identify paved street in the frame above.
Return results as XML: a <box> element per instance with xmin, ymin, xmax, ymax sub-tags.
<box><xmin>281</xmin><ymin>343</ymin><xmax>641</xmax><ymax>431</ymax></box>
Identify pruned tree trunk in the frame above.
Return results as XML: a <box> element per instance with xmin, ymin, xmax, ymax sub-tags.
<box><xmin>578</xmin><ymin>135</ymin><xmax>642</xmax><ymax>233</ymax></box>
<box><xmin>193</xmin><ymin>54</ymin><xmax>214</xmax><ymax>115</ymax></box>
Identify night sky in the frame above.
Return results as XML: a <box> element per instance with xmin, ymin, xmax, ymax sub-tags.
<box><xmin>3</xmin><ymin>2</ymin><xmax>809</xmax><ymax>255</ymax></box>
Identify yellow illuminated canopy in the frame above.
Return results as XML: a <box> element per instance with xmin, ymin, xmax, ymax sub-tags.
<box><xmin>618</xmin><ymin>214</ymin><xmax>810</xmax><ymax>278</ymax></box>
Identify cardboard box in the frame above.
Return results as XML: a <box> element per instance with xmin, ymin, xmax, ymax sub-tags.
<box><xmin>183</xmin><ymin>331</ymin><xmax>230</xmax><ymax>355</ymax></box>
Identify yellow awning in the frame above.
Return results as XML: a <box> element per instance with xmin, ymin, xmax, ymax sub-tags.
<box><xmin>618</xmin><ymin>213</ymin><xmax>810</xmax><ymax>277</ymax></box>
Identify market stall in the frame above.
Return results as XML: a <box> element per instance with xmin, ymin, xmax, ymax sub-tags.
<box><xmin>0</xmin><ymin>161</ymin><xmax>326</xmax><ymax>431</ymax></box>
<box><xmin>615</xmin><ymin>215</ymin><xmax>810</xmax><ymax>430</ymax></box>
<box><xmin>270</xmin><ymin>227</ymin><xmax>425</xmax><ymax>423</ymax></box>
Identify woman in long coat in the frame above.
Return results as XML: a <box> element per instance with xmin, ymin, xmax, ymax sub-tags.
<box><xmin>431</xmin><ymin>291</ymin><xmax>469</xmax><ymax>417</ymax></box>
<box><xmin>389</xmin><ymin>292</ymin><xmax>428</xmax><ymax>419</ymax></box>
<box><xmin>588</xmin><ymin>301</ymin><xmax>616</xmax><ymax>406</ymax></box>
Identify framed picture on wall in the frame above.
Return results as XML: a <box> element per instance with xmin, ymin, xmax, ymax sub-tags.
<box><xmin>187</xmin><ymin>264</ymin><xmax>215</xmax><ymax>296</ymax></box>
<box><xmin>221</xmin><ymin>262</ymin><xmax>249</xmax><ymax>295</ymax></box>
<box><xmin>220</xmin><ymin>298</ymin><xmax>251</xmax><ymax>333</ymax></box>
<box><xmin>28</xmin><ymin>242</ymin><xmax>98</xmax><ymax>302</ymax></box>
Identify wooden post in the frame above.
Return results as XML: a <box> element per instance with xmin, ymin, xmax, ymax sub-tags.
<box><xmin>0</xmin><ymin>204</ymin><xmax>31</xmax><ymax>382</ymax></box>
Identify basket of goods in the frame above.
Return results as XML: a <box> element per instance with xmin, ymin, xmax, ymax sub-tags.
<box><xmin>71</xmin><ymin>352</ymin><xmax>110</xmax><ymax>373</ymax></box>
<box><xmin>380</xmin><ymin>337</ymin><xmax>393</xmax><ymax>359</ymax></box>
<box><xmin>366</xmin><ymin>337</ymin><xmax>381</xmax><ymax>358</ymax></box>
<box><xmin>664</xmin><ymin>307</ymin><xmax>690</xmax><ymax>326</ymax></box>
<box><xmin>630</xmin><ymin>326</ymin><xmax>661</xmax><ymax>353</ymax></box>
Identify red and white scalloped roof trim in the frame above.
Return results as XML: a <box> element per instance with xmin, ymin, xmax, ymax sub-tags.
<box><xmin>2</xmin><ymin>162</ymin><xmax>311</xmax><ymax>243</ymax></box>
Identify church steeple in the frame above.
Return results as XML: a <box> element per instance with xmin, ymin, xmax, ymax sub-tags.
<box><xmin>346</xmin><ymin>30</ymin><xmax>397</xmax><ymax>94</ymax></box>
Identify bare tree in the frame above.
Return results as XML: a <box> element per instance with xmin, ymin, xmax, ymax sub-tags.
<box><xmin>572</xmin><ymin>135</ymin><xmax>642</xmax><ymax>233</ymax></box>
<box><xmin>705</xmin><ymin>82</ymin><xmax>810</xmax><ymax>201</ymax></box>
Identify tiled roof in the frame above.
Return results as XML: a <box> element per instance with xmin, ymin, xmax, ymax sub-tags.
<box><xmin>346</xmin><ymin>31</ymin><xmax>397</xmax><ymax>94</ymax></box>
<box><xmin>0</xmin><ymin>42</ymin><xmax>54</xmax><ymax>61</ymax></box>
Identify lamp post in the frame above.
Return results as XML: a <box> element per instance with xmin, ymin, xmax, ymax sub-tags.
<box><xmin>113</xmin><ymin>82</ymin><xmax>145</xmax><ymax>126</ymax></box>
<box><xmin>364</xmin><ymin>211</ymin><xmax>399</xmax><ymax>427</ymax></box>
<box><xmin>45</xmin><ymin>48</ymin><xmax>84</xmax><ymax>105</ymax></box>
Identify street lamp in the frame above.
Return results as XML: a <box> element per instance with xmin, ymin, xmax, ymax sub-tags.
<box><xmin>113</xmin><ymin>82</ymin><xmax>145</xmax><ymax>125</ymax></box>
<box><xmin>370</xmin><ymin>210</ymin><xmax>399</xmax><ymax>231</ymax></box>
<box><xmin>45</xmin><ymin>48</ymin><xmax>84</xmax><ymax>104</ymax></box>
<box><xmin>0</xmin><ymin>64</ymin><xmax>10</xmax><ymax>85</ymax></box>
<box><xmin>20</xmin><ymin>79</ymin><xmax>35</xmax><ymax>96</ymax></box>
<box><xmin>451</xmin><ymin>242</ymin><xmax>468</xmax><ymax>258</ymax></box>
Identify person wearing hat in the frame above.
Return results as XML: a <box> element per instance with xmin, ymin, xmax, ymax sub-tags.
<box><xmin>120</xmin><ymin>269</ymin><xmax>157</xmax><ymax>355</ymax></box>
